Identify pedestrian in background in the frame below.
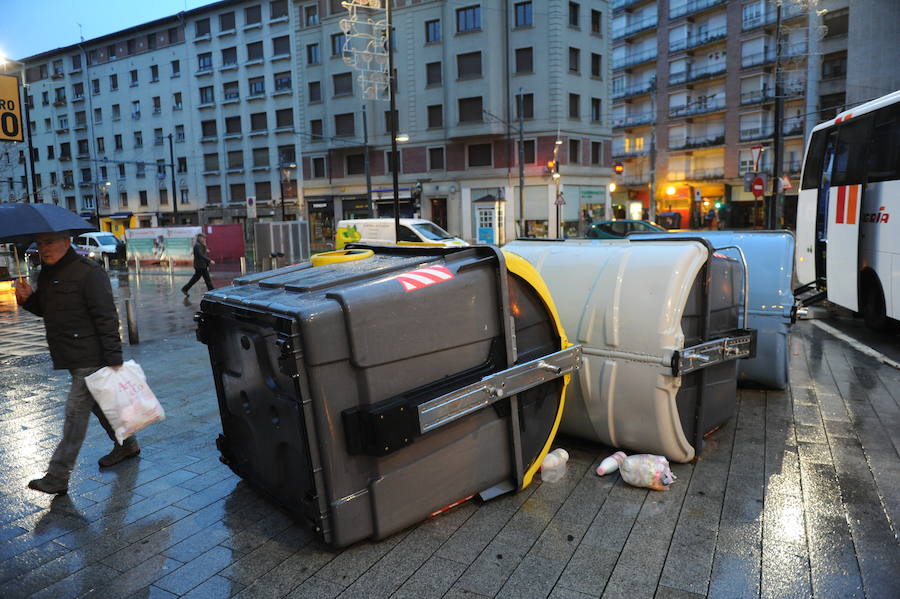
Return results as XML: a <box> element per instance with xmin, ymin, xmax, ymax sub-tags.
<box><xmin>15</xmin><ymin>231</ymin><xmax>139</xmax><ymax>495</ymax></box>
<box><xmin>181</xmin><ymin>233</ymin><xmax>215</xmax><ymax>297</ymax></box>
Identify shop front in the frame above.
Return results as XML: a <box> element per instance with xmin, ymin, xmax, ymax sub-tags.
<box><xmin>100</xmin><ymin>212</ymin><xmax>136</xmax><ymax>240</ymax></box>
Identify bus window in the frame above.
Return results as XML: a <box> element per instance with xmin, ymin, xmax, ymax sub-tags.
<box><xmin>831</xmin><ymin>116</ymin><xmax>873</xmax><ymax>186</ymax></box>
<box><xmin>868</xmin><ymin>105</ymin><xmax>900</xmax><ymax>183</ymax></box>
<box><xmin>801</xmin><ymin>129</ymin><xmax>828</xmax><ymax>190</ymax></box>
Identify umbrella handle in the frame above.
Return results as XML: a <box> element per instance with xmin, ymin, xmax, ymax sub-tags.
<box><xmin>12</xmin><ymin>244</ymin><xmax>23</xmax><ymax>281</ymax></box>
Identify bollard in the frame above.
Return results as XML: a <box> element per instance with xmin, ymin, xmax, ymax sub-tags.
<box><xmin>169</xmin><ymin>256</ymin><xmax>174</xmax><ymax>273</ymax></box>
<box><xmin>240</xmin><ymin>256</ymin><xmax>246</xmax><ymax>275</ymax></box>
<box><xmin>103</xmin><ymin>254</ymin><xmax>110</xmax><ymax>271</ymax></box>
<box><xmin>134</xmin><ymin>257</ymin><xmax>141</xmax><ymax>275</ymax></box>
<box><xmin>271</xmin><ymin>256</ymin><xmax>278</xmax><ymax>271</ymax></box>
<box><xmin>125</xmin><ymin>298</ymin><xmax>140</xmax><ymax>344</ymax></box>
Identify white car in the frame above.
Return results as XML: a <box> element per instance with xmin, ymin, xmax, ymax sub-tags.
<box><xmin>73</xmin><ymin>232</ymin><xmax>124</xmax><ymax>262</ymax></box>
<box><xmin>335</xmin><ymin>218</ymin><xmax>468</xmax><ymax>248</ymax></box>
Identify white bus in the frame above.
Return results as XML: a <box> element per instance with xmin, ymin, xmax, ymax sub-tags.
<box><xmin>796</xmin><ymin>89</ymin><xmax>900</xmax><ymax>330</ymax></box>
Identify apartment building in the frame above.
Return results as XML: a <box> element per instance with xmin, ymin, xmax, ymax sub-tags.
<box><xmin>610</xmin><ymin>0</ymin><xmax>864</xmax><ymax>228</ymax></box>
<box><xmin>297</xmin><ymin>0</ymin><xmax>613</xmax><ymax>248</ymax></box>
<box><xmin>2</xmin><ymin>0</ymin><xmax>296</xmax><ymax>237</ymax></box>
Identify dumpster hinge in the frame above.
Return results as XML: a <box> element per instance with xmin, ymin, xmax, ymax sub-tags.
<box><xmin>276</xmin><ymin>333</ymin><xmax>303</xmax><ymax>378</ymax></box>
<box><xmin>671</xmin><ymin>329</ymin><xmax>757</xmax><ymax>377</ymax></box>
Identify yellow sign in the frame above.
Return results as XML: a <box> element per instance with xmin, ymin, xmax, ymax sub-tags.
<box><xmin>0</xmin><ymin>74</ymin><xmax>23</xmax><ymax>142</ymax></box>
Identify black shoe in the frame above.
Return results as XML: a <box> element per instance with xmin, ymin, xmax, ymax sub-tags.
<box><xmin>98</xmin><ymin>439</ymin><xmax>141</xmax><ymax>468</ymax></box>
<box><xmin>28</xmin><ymin>475</ymin><xmax>68</xmax><ymax>495</ymax></box>
<box><xmin>181</xmin><ymin>288</ymin><xmax>189</xmax><ymax>297</ymax></box>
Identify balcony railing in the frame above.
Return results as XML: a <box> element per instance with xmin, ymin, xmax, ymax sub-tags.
<box><xmin>667</xmin><ymin>167</ymin><xmax>725</xmax><ymax>181</ymax></box>
<box><xmin>669</xmin><ymin>0</ymin><xmax>727</xmax><ymax>20</ymax></box>
<box><xmin>783</xmin><ymin>41</ymin><xmax>808</xmax><ymax>58</ymax></box>
<box><xmin>612</xmin><ymin>0</ymin><xmax>651</xmax><ymax>10</ymax></box>
<box><xmin>783</xmin><ymin>120</ymin><xmax>804</xmax><ymax>136</ymax></box>
<box><xmin>668</xmin><ymin>134</ymin><xmax>725</xmax><ymax>150</ymax></box>
<box><xmin>741</xmin><ymin>89</ymin><xmax>774</xmax><ymax>105</ymax></box>
<box><xmin>611</xmin><ymin>147</ymin><xmax>649</xmax><ymax>158</ymax></box>
<box><xmin>669</xmin><ymin>25</ymin><xmax>728</xmax><ymax>53</ymax></box>
<box><xmin>616</xmin><ymin>48</ymin><xmax>657</xmax><ymax>70</ymax></box>
<box><xmin>741</xmin><ymin>50</ymin><xmax>775</xmax><ymax>68</ymax></box>
<box><xmin>740</xmin><ymin>127</ymin><xmax>774</xmax><ymax>141</ymax></box>
<box><xmin>669</xmin><ymin>98</ymin><xmax>726</xmax><ymax>118</ymax></box>
<box><xmin>613</xmin><ymin>16</ymin><xmax>658</xmax><ymax>39</ymax></box>
<box><xmin>613</xmin><ymin>81</ymin><xmax>654</xmax><ymax>100</ymax></box>
<box><xmin>613</xmin><ymin>111</ymin><xmax>655</xmax><ymax>128</ymax></box>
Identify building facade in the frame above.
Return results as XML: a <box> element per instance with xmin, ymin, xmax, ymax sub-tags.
<box><xmin>609</xmin><ymin>0</ymin><xmax>881</xmax><ymax>229</ymax></box>
<box><xmin>3</xmin><ymin>0</ymin><xmax>614</xmax><ymax>252</ymax></box>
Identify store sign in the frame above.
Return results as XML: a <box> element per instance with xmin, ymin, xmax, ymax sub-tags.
<box><xmin>0</xmin><ymin>75</ymin><xmax>23</xmax><ymax>142</ymax></box>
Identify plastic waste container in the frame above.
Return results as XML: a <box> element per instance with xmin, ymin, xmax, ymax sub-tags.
<box><xmin>504</xmin><ymin>238</ymin><xmax>755</xmax><ymax>463</ymax></box>
<box><xmin>630</xmin><ymin>230</ymin><xmax>795</xmax><ymax>389</ymax></box>
<box><xmin>196</xmin><ymin>245</ymin><xmax>579</xmax><ymax>547</ymax></box>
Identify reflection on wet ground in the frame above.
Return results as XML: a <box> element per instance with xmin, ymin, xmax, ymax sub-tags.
<box><xmin>0</xmin><ymin>301</ymin><xmax>897</xmax><ymax>597</ymax></box>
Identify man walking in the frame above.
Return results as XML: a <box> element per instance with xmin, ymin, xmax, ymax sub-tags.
<box><xmin>181</xmin><ymin>233</ymin><xmax>215</xmax><ymax>297</ymax></box>
<box><xmin>15</xmin><ymin>231</ymin><xmax>140</xmax><ymax>495</ymax></box>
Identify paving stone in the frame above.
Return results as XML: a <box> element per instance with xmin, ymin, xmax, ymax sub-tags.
<box><xmin>154</xmin><ymin>544</ymin><xmax>236</xmax><ymax>595</ymax></box>
<box><xmin>496</xmin><ymin>553</ymin><xmax>568</xmax><ymax>599</ymax></box>
<box><xmin>391</xmin><ymin>555</ymin><xmax>467</xmax><ymax>599</ymax></box>
<box><xmin>29</xmin><ymin>562</ymin><xmax>121</xmax><ymax>599</ymax></box>
<box><xmin>181</xmin><ymin>574</ymin><xmax>245</xmax><ymax>599</ymax></box>
<box><xmin>555</xmin><ymin>544</ymin><xmax>619</xmax><ymax>596</ymax></box>
<box><xmin>285</xmin><ymin>575</ymin><xmax>346</xmax><ymax>599</ymax></box>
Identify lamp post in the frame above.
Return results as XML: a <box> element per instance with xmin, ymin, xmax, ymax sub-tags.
<box><xmin>279</xmin><ymin>162</ymin><xmax>297</xmax><ymax>221</ymax></box>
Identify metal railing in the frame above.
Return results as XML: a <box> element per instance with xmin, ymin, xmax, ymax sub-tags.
<box><xmin>669</xmin><ymin>25</ymin><xmax>728</xmax><ymax>52</ymax></box>
<box><xmin>740</xmin><ymin>127</ymin><xmax>774</xmax><ymax>141</ymax></box>
<box><xmin>741</xmin><ymin>89</ymin><xmax>774</xmax><ymax>104</ymax></box>
<box><xmin>611</xmin><ymin>147</ymin><xmax>649</xmax><ymax>158</ymax></box>
<box><xmin>616</xmin><ymin>48</ymin><xmax>657</xmax><ymax>70</ymax></box>
<box><xmin>668</xmin><ymin>134</ymin><xmax>725</xmax><ymax>150</ymax></box>
<box><xmin>741</xmin><ymin>50</ymin><xmax>775</xmax><ymax>68</ymax></box>
<box><xmin>667</xmin><ymin>167</ymin><xmax>725</xmax><ymax>180</ymax></box>
<box><xmin>613</xmin><ymin>16</ymin><xmax>658</xmax><ymax>39</ymax></box>
<box><xmin>613</xmin><ymin>81</ymin><xmax>654</xmax><ymax>100</ymax></box>
<box><xmin>670</xmin><ymin>0</ymin><xmax>727</xmax><ymax>20</ymax></box>
<box><xmin>613</xmin><ymin>111</ymin><xmax>655</xmax><ymax>128</ymax></box>
<box><xmin>669</xmin><ymin>98</ymin><xmax>726</xmax><ymax>118</ymax></box>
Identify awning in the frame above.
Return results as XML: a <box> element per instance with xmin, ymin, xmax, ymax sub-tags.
<box><xmin>109</xmin><ymin>212</ymin><xmax>133</xmax><ymax>218</ymax></box>
<box><xmin>78</xmin><ymin>211</ymin><xmax>94</xmax><ymax>218</ymax></box>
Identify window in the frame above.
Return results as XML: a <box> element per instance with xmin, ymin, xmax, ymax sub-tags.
<box><xmin>515</xmin><ymin>2</ymin><xmax>533</xmax><ymax>27</ymax></box>
<box><xmin>867</xmin><ymin>106</ymin><xmax>900</xmax><ymax>183</ymax></box>
<box><xmin>307</xmin><ymin>43</ymin><xmax>320</xmax><ymax>65</ymax></box>
<box><xmin>96</xmin><ymin>137</ymin><xmax>105</xmax><ymax>153</ymax></box>
<box><xmin>457</xmin><ymin>6</ymin><xmax>481</xmax><ymax>32</ymax></box>
<box><xmin>333</xmin><ymin>72</ymin><xmax>353</xmax><ymax>96</ymax></box>
<box><xmin>569</xmin><ymin>93</ymin><xmax>580</xmax><ymax>118</ymax></box>
<box><xmin>130</xmin><ymin>70</ymin><xmax>138</xmax><ymax>85</ymax></box>
<box><xmin>151</xmin><ymin>96</ymin><xmax>160</xmax><ymax>114</ymax></box>
<box><xmin>253</xmin><ymin>147</ymin><xmax>269</xmax><ymax>167</ymax></box>
<box><xmin>139</xmin><ymin>190</ymin><xmax>148</xmax><ymax>206</ymax></box>
<box><xmin>47</xmin><ymin>145</ymin><xmax>55</xmax><ymax>159</ymax></box>
<box><xmin>71</xmin><ymin>54</ymin><xmax>81</xmax><ymax>71</ymax></box>
<box><xmin>134</xmin><ymin>131</ymin><xmax>143</xmax><ymax>148</ymax></box>
<box><xmin>277</xmin><ymin>145</ymin><xmax>296</xmax><ymax>164</ymax></box>
<box><xmin>591</xmin><ymin>98</ymin><xmax>602</xmax><ymax>122</ymax></box>
<box><xmin>91</xmin><ymin>79</ymin><xmax>100</xmax><ymax>95</ymax></box>
<box><xmin>271</xmin><ymin>0</ymin><xmax>288</xmax><ymax>19</ymax></box>
<box><xmin>384</xmin><ymin>109</ymin><xmax>398</xmax><ymax>133</ymax></box>
<box><xmin>516</xmin><ymin>93</ymin><xmax>534</xmax><ymax>119</ymax></box>
<box><xmin>305</xmin><ymin>5</ymin><xmax>319</xmax><ymax>26</ymax></box>
<box><xmin>222</xmin><ymin>47</ymin><xmax>238</xmax><ymax>66</ymax></box>
<box><xmin>175</xmin><ymin>125</ymin><xmax>185</xmax><ymax>142</ymax></box>
<box><xmin>154</xmin><ymin>128</ymin><xmax>164</xmax><ymax>145</ymax></box>
<box><xmin>310</xmin><ymin>119</ymin><xmax>323</xmax><ymax>139</ymax></box>
<box><xmin>823</xmin><ymin>8</ymin><xmax>848</xmax><ymax>38</ymax></box>
<box><xmin>159</xmin><ymin>188</ymin><xmax>168</xmax><ymax>205</ymax></box>
<box><xmin>457</xmin><ymin>52</ymin><xmax>482</xmax><ymax>79</ymax></box>
<box><xmin>224</xmin><ymin>81</ymin><xmax>239</xmax><ymax>100</ymax></box>
<box><xmin>427</xmin><ymin>104</ymin><xmax>443</xmax><ymax>128</ymax></box>
<box><xmin>822</xmin><ymin>51</ymin><xmax>847</xmax><ymax>80</ymax></box>
<box><xmin>308</xmin><ymin>81</ymin><xmax>322</xmax><ymax>102</ymax></box>
<box><xmin>112</xmin><ymin>104</ymin><xmax>120</xmax><ymax>120</ymax></box>
<box><xmin>468</xmin><ymin>143</ymin><xmax>492</xmax><ymax>167</ymax></box>
<box><xmin>831</xmin><ymin>116</ymin><xmax>873</xmax><ymax>186</ymax></box>
<box><xmin>131</xmin><ymin>100</ymin><xmax>141</xmax><ymax>118</ymax></box>
<box><xmin>116</xmin><ymin>163</ymin><xmax>125</xmax><ymax>178</ymax></box>
<box><xmin>110</xmin><ymin>74</ymin><xmax>118</xmax><ymax>90</ymax></box>
<box><xmin>206</xmin><ymin>185</ymin><xmax>222</xmax><ymax>204</ymax></box>
<box><xmin>275</xmin><ymin>71</ymin><xmax>291</xmax><ymax>91</ymax></box>
<box><xmin>385</xmin><ymin>150</ymin><xmax>400</xmax><ymax>174</ymax></box>
<box><xmin>331</xmin><ymin>33</ymin><xmax>345</xmax><ymax>56</ymax></box>
<box><xmin>200</xmin><ymin>86</ymin><xmax>214</xmax><ymax>104</ymax></box>
<box><xmin>426</xmin><ymin>20</ymin><xmax>441</xmax><ymax>43</ymax></box>
<box><xmin>429</xmin><ymin>147</ymin><xmax>445</xmax><ymax>170</ymax></box>
<box><xmin>245</xmin><ymin>5</ymin><xmax>262</xmax><ymax>25</ymax></box>
<box><xmin>220</xmin><ymin>11</ymin><xmax>236</xmax><ymax>31</ymax></box>
<box><xmin>127</xmin><ymin>39</ymin><xmax>136</xmax><ymax>55</ymax></box>
<box><xmin>591</xmin><ymin>141</ymin><xmax>602</xmax><ymax>165</ymax></box>
<box><xmin>150</xmin><ymin>65</ymin><xmax>159</xmax><ymax>82</ymax></box>
<box><xmin>273</xmin><ymin>36</ymin><xmax>290</xmax><ymax>56</ymax></box>
<box><xmin>516</xmin><ymin>47</ymin><xmax>533</xmax><ymax>73</ymax></box>
<box><xmin>459</xmin><ymin>97</ymin><xmax>483</xmax><ymax>122</ymax></box>
<box><xmin>312</xmin><ymin>157</ymin><xmax>326</xmax><ymax>178</ymax></box>
<box><xmin>247</xmin><ymin>41</ymin><xmax>264</xmax><ymax>61</ymax></box>
<box><xmin>569</xmin><ymin>2</ymin><xmax>580</xmax><ymax>27</ymax></box>
<box><xmin>173</xmin><ymin>92</ymin><xmax>183</xmax><ymax>109</ymax></box>
<box><xmin>225</xmin><ymin>116</ymin><xmax>241</xmax><ymax>135</ymax></box>
<box><xmin>249</xmin><ymin>76</ymin><xmax>265</xmax><ymax>95</ymax></box>
<box><xmin>569</xmin><ymin>47</ymin><xmax>580</xmax><ymax>72</ymax></box>
<box><xmin>569</xmin><ymin>139</ymin><xmax>580</xmax><ymax>164</ymax></box>
<box><xmin>204</xmin><ymin>153</ymin><xmax>219</xmax><ymax>171</ymax></box>
<box><xmin>276</xmin><ymin>108</ymin><xmax>293</xmax><ymax>129</ymax></box>
<box><xmin>519</xmin><ymin>139</ymin><xmax>536</xmax><ymax>164</ymax></box>
<box><xmin>591</xmin><ymin>53</ymin><xmax>602</xmax><ymax>78</ymax></box>
<box><xmin>426</xmin><ymin>61</ymin><xmax>442</xmax><ymax>86</ymax></box>
<box><xmin>168</xmin><ymin>27</ymin><xmax>179</xmax><ymax>44</ymax></box>
<box><xmin>196</xmin><ymin>17</ymin><xmax>210</xmax><ymax>37</ymax></box>
<box><xmin>119</xmin><ymin>192</ymin><xmax>128</xmax><ymax>207</ymax></box>
<box><xmin>106</xmin><ymin>44</ymin><xmax>116</xmax><ymax>60</ymax></box>
<box><xmin>250</xmin><ymin>112</ymin><xmax>267</xmax><ymax>131</ymax></box>
<box><xmin>255</xmin><ymin>181</ymin><xmax>271</xmax><ymax>201</ymax></box>
<box><xmin>335</xmin><ymin>113</ymin><xmax>355</xmax><ymax>136</ymax></box>
<box><xmin>172</xmin><ymin>60</ymin><xmax>181</xmax><ymax>77</ymax></box>
<box><xmin>591</xmin><ymin>10</ymin><xmax>602</xmax><ymax>35</ymax></box>
<box><xmin>227</xmin><ymin>150</ymin><xmax>243</xmax><ymax>169</ymax></box>
<box><xmin>346</xmin><ymin>154</ymin><xmax>365</xmax><ymax>175</ymax></box>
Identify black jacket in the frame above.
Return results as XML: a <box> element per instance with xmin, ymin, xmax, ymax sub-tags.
<box><xmin>193</xmin><ymin>241</ymin><xmax>211</xmax><ymax>270</ymax></box>
<box><xmin>23</xmin><ymin>248</ymin><xmax>122</xmax><ymax>369</ymax></box>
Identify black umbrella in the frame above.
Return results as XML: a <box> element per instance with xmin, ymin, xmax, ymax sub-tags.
<box><xmin>0</xmin><ymin>202</ymin><xmax>96</xmax><ymax>244</ymax></box>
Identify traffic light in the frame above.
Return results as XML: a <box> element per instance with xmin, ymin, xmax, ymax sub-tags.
<box><xmin>614</xmin><ymin>162</ymin><xmax>624</xmax><ymax>175</ymax></box>
<box><xmin>547</xmin><ymin>159</ymin><xmax>560</xmax><ymax>179</ymax></box>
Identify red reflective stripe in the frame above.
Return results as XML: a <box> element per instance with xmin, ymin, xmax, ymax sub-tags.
<box><xmin>836</xmin><ymin>186</ymin><xmax>846</xmax><ymax>224</ymax></box>
<box><xmin>394</xmin><ymin>264</ymin><xmax>454</xmax><ymax>292</ymax></box>
<box><xmin>847</xmin><ymin>185</ymin><xmax>858</xmax><ymax>225</ymax></box>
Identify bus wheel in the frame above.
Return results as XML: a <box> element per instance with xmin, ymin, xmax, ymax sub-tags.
<box><xmin>862</xmin><ymin>273</ymin><xmax>888</xmax><ymax>331</ymax></box>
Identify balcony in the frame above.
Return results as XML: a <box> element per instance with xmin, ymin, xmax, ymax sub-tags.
<box><xmin>613</xmin><ymin>16</ymin><xmax>658</xmax><ymax>40</ymax></box>
<box><xmin>669</xmin><ymin>98</ymin><xmax>726</xmax><ymax>119</ymax></box>
<box><xmin>74</xmin><ymin>122</ymin><xmax>87</xmax><ymax>131</ymax></box>
<box><xmin>740</xmin><ymin>126</ymin><xmax>774</xmax><ymax>141</ymax></box>
<box><xmin>668</xmin><ymin>134</ymin><xmax>725</xmax><ymax>150</ymax></box>
<box><xmin>669</xmin><ymin>0</ymin><xmax>727</xmax><ymax>20</ymax></box>
<box><xmin>667</xmin><ymin>167</ymin><xmax>725</xmax><ymax>181</ymax></box>
<box><xmin>612</xmin><ymin>0</ymin><xmax>653</xmax><ymax>9</ymax></box>
<box><xmin>785</xmin><ymin>159</ymin><xmax>802</xmax><ymax>174</ymax></box>
<box><xmin>72</xmin><ymin>94</ymin><xmax>84</xmax><ymax>103</ymax></box>
<box><xmin>783</xmin><ymin>41</ymin><xmax>808</xmax><ymax>58</ymax></box>
<box><xmin>53</xmin><ymin>99</ymin><xmax>67</xmax><ymax>107</ymax></box>
<box><xmin>59</xmin><ymin>153</ymin><xmax>72</xmax><ymax>161</ymax></box>
<box><xmin>741</xmin><ymin>50</ymin><xmax>775</xmax><ymax>69</ymax></box>
<box><xmin>61</xmin><ymin>183</ymin><xmax>74</xmax><ymax>190</ymax></box>
<box><xmin>619</xmin><ymin>174</ymin><xmax>650</xmax><ymax>186</ymax></box>
<box><xmin>79</xmin><ymin>180</ymin><xmax>93</xmax><ymax>188</ymax></box>
<box><xmin>613</xmin><ymin>111</ymin><xmax>655</xmax><ymax>128</ymax></box>
<box><xmin>196</xmin><ymin>65</ymin><xmax>213</xmax><ymax>76</ymax></box>
<box><xmin>616</xmin><ymin>48</ymin><xmax>657</xmax><ymax>70</ymax></box>
<box><xmin>741</xmin><ymin>89</ymin><xmax>774</xmax><ymax>105</ymax></box>
<box><xmin>668</xmin><ymin>25</ymin><xmax>727</xmax><ymax>53</ymax></box>
<box><xmin>783</xmin><ymin>120</ymin><xmax>804</xmax><ymax>136</ymax></box>
<box><xmin>743</xmin><ymin>3</ymin><xmax>807</xmax><ymax>31</ymax></box>
<box><xmin>51</xmin><ymin>71</ymin><xmax>64</xmax><ymax>80</ymax></box>
<box><xmin>611</xmin><ymin>147</ymin><xmax>649</xmax><ymax>158</ymax></box>
<box><xmin>613</xmin><ymin>81</ymin><xmax>654</xmax><ymax>100</ymax></box>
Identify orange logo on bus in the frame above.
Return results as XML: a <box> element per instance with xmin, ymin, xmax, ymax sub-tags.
<box><xmin>835</xmin><ymin>185</ymin><xmax>860</xmax><ymax>224</ymax></box>
<box><xmin>862</xmin><ymin>206</ymin><xmax>890</xmax><ymax>224</ymax></box>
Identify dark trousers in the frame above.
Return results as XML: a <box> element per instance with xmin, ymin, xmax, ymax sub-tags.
<box><xmin>182</xmin><ymin>267</ymin><xmax>213</xmax><ymax>293</ymax></box>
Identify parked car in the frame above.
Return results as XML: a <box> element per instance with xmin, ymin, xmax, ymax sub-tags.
<box><xmin>585</xmin><ymin>220</ymin><xmax>666</xmax><ymax>239</ymax></box>
<box><xmin>73</xmin><ymin>232</ymin><xmax>125</xmax><ymax>262</ymax></box>
<box><xmin>26</xmin><ymin>240</ymin><xmax>98</xmax><ymax>268</ymax></box>
<box><xmin>335</xmin><ymin>218</ymin><xmax>468</xmax><ymax>249</ymax></box>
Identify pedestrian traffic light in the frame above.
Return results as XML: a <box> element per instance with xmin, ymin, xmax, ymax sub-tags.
<box><xmin>614</xmin><ymin>162</ymin><xmax>624</xmax><ymax>175</ymax></box>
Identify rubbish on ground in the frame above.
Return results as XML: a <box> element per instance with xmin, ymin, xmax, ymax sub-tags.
<box><xmin>541</xmin><ymin>447</ymin><xmax>570</xmax><ymax>483</ymax></box>
<box><xmin>618</xmin><ymin>454</ymin><xmax>677</xmax><ymax>491</ymax></box>
<box><xmin>596</xmin><ymin>451</ymin><xmax>627</xmax><ymax>476</ymax></box>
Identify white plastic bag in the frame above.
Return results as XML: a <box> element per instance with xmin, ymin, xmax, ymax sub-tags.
<box><xmin>540</xmin><ymin>448</ymin><xmax>570</xmax><ymax>483</ymax></box>
<box><xmin>85</xmin><ymin>360</ymin><xmax>165</xmax><ymax>443</ymax></box>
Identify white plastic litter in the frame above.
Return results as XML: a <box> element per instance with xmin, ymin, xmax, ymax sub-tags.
<box><xmin>85</xmin><ymin>360</ymin><xmax>166</xmax><ymax>444</ymax></box>
<box><xmin>595</xmin><ymin>451</ymin><xmax>677</xmax><ymax>491</ymax></box>
<box><xmin>540</xmin><ymin>448</ymin><xmax>570</xmax><ymax>483</ymax></box>
<box><xmin>596</xmin><ymin>451</ymin><xmax>626</xmax><ymax>476</ymax></box>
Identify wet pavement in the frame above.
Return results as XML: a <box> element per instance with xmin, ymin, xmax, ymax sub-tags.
<box><xmin>0</xmin><ymin>275</ymin><xmax>898</xmax><ymax>598</ymax></box>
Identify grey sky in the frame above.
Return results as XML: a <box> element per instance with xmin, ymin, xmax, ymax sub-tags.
<box><xmin>2</xmin><ymin>0</ymin><xmax>218</xmax><ymax>60</ymax></box>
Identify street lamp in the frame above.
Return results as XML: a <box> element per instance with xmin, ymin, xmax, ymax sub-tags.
<box><xmin>0</xmin><ymin>55</ymin><xmax>37</xmax><ymax>205</ymax></box>
<box><xmin>279</xmin><ymin>162</ymin><xmax>297</xmax><ymax>221</ymax></box>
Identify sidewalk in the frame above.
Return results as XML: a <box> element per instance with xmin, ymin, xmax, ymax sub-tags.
<box><xmin>0</xmin><ymin>317</ymin><xmax>898</xmax><ymax>598</ymax></box>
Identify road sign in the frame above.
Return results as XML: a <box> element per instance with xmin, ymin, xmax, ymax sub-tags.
<box><xmin>0</xmin><ymin>75</ymin><xmax>23</xmax><ymax>142</ymax></box>
<box><xmin>743</xmin><ymin>171</ymin><xmax>756</xmax><ymax>192</ymax></box>
<box><xmin>555</xmin><ymin>192</ymin><xmax>566</xmax><ymax>206</ymax></box>
<box><xmin>752</xmin><ymin>176</ymin><xmax>766</xmax><ymax>198</ymax></box>
<box><xmin>779</xmin><ymin>174</ymin><xmax>793</xmax><ymax>191</ymax></box>
<box><xmin>246</xmin><ymin>195</ymin><xmax>257</xmax><ymax>219</ymax></box>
